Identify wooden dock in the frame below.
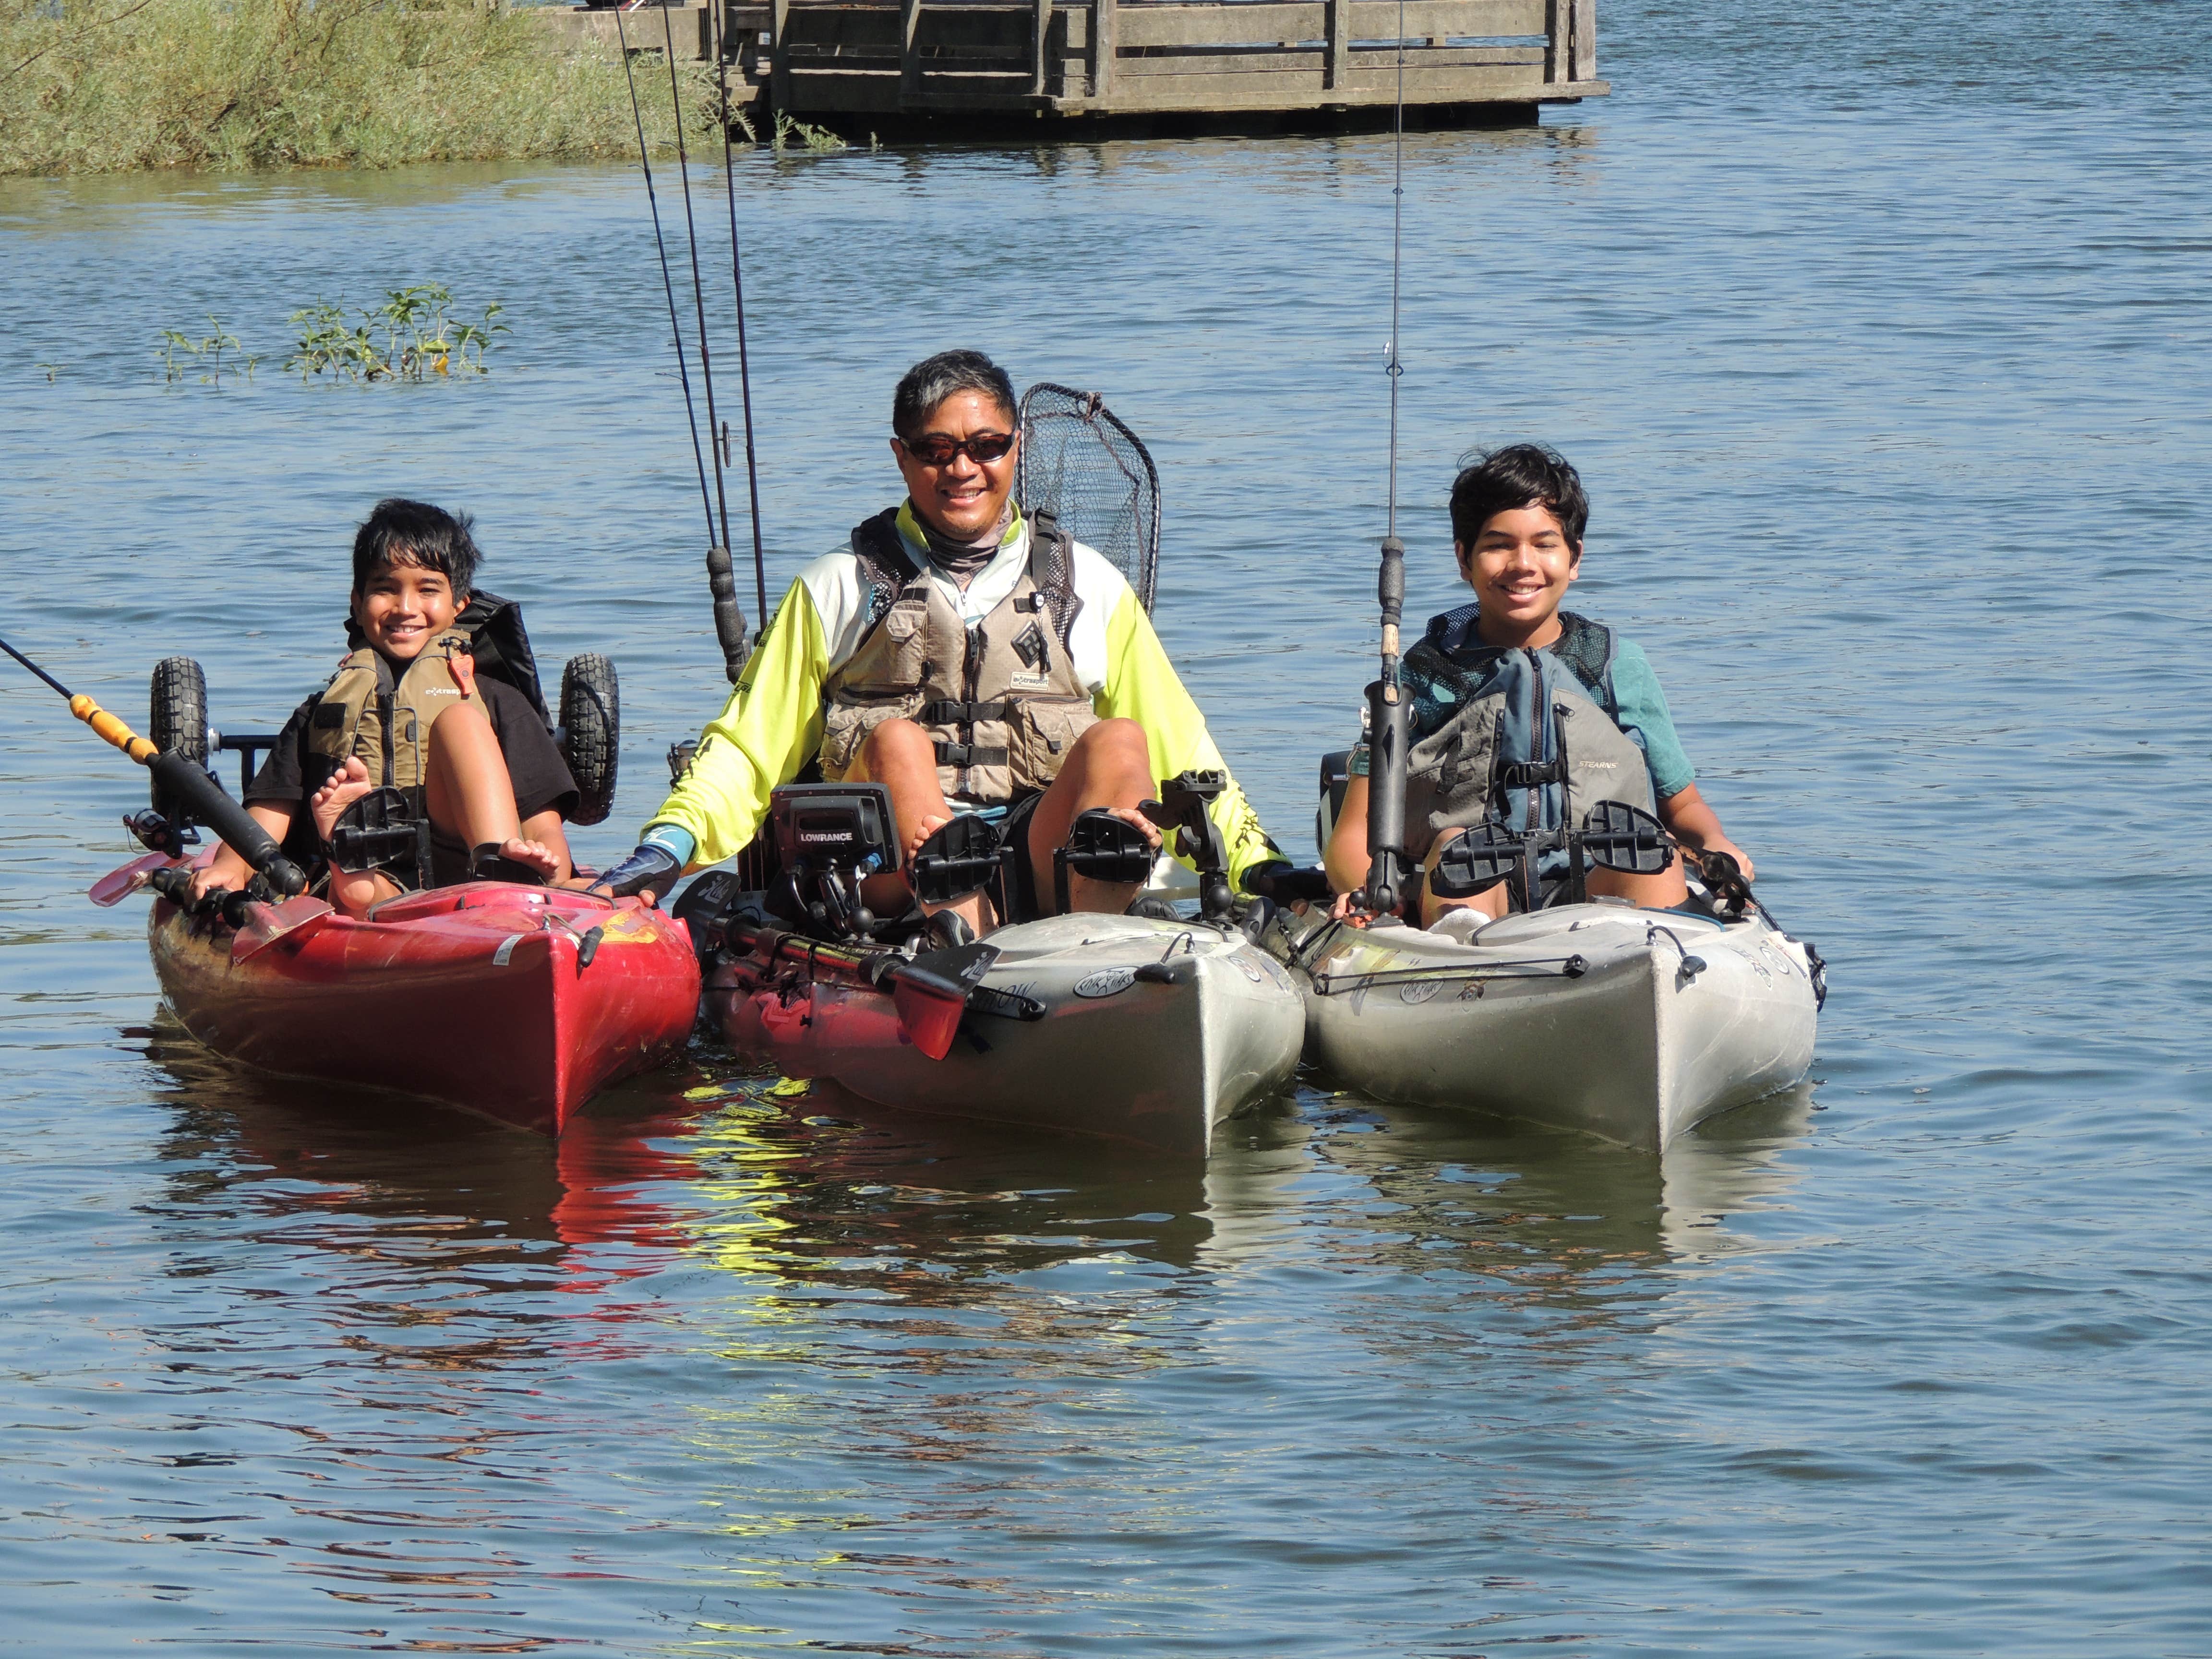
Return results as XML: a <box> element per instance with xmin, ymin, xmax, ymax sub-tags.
<box><xmin>542</xmin><ymin>0</ymin><xmax>1605</xmax><ymax>134</ymax></box>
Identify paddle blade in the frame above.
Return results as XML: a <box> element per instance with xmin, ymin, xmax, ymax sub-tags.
<box><xmin>89</xmin><ymin>852</ymin><xmax>181</xmax><ymax>908</ymax></box>
<box><xmin>890</xmin><ymin>963</ymin><xmax>970</xmax><ymax>1061</ymax></box>
<box><xmin>231</xmin><ymin>896</ymin><xmax>336</xmax><ymax>963</ymax></box>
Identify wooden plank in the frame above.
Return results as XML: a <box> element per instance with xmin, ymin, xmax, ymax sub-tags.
<box><xmin>1075</xmin><ymin>59</ymin><xmax>1547</xmax><ymax>109</ymax></box>
<box><xmin>1117</xmin><ymin>4</ymin><xmax>1322</xmax><ymax>49</ymax></box>
<box><xmin>1109</xmin><ymin>0</ymin><xmax>1537</xmax><ymax>50</ymax></box>
<box><xmin>1569</xmin><ymin>0</ymin><xmax>1594</xmax><ymax>79</ymax></box>
<box><xmin>1118</xmin><ymin>42</ymin><xmax>1535</xmax><ymax>73</ymax></box>
<box><xmin>900</xmin><ymin>0</ymin><xmax>924</xmax><ymax>97</ymax></box>
<box><xmin>1347</xmin><ymin>0</ymin><xmax>1543</xmax><ymax>40</ymax></box>
<box><xmin>1033</xmin><ymin>0</ymin><xmax>1053</xmax><ymax>92</ymax></box>
<box><xmin>1094</xmin><ymin>0</ymin><xmax>1117</xmax><ymax>95</ymax></box>
<box><xmin>771</xmin><ymin>0</ymin><xmax>793</xmax><ymax>106</ymax></box>
<box><xmin>1325</xmin><ymin>0</ymin><xmax>1348</xmax><ymax>87</ymax></box>
<box><xmin>1542</xmin><ymin>0</ymin><xmax>1561</xmax><ymax>80</ymax></box>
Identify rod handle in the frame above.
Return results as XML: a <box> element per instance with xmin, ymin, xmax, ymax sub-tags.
<box><xmin>70</xmin><ymin>694</ymin><xmax>159</xmax><ymax>763</ymax></box>
<box><xmin>705</xmin><ymin>544</ymin><xmax>749</xmax><ymax>685</ymax></box>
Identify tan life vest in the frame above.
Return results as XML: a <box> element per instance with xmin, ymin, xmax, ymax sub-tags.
<box><xmin>303</xmin><ymin>630</ymin><xmax>477</xmax><ymax>802</ymax></box>
<box><xmin>818</xmin><ymin>507</ymin><xmax>1098</xmax><ymax>805</ymax></box>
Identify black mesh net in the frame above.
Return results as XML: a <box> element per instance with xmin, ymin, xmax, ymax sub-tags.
<box><xmin>1016</xmin><ymin>383</ymin><xmax>1161</xmax><ymax>613</ymax></box>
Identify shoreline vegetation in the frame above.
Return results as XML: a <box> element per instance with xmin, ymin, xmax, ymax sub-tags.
<box><xmin>1</xmin><ymin>0</ymin><xmax>743</xmax><ymax>174</ymax></box>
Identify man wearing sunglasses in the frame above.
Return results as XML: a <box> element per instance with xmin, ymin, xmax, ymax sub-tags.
<box><xmin>601</xmin><ymin>348</ymin><xmax>1283</xmax><ymax>934</ymax></box>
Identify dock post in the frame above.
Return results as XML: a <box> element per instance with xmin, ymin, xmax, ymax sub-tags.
<box><xmin>1571</xmin><ymin>0</ymin><xmax>1596</xmax><ymax>80</ymax></box>
<box><xmin>901</xmin><ymin>0</ymin><xmax>924</xmax><ymax>104</ymax></box>
<box><xmin>1544</xmin><ymin>0</ymin><xmax>1563</xmax><ymax>82</ymax></box>
<box><xmin>1092</xmin><ymin>0</ymin><xmax>1116</xmax><ymax>100</ymax></box>
<box><xmin>1325</xmin><ymin>0</ymin><xmax>1348</xmax><ymax>91</ymax></box>
<box><xmin>769</xmin><ymin>0</ymin><xmax>791</xmax><ymax>109</ymax></box>
<box><xmin>1033</xmin><ymin>0</ymin><xmax>1054</xmax><ymax>96</ymax></box>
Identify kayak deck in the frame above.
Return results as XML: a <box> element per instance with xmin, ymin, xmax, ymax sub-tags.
<box><xmin>149</xmin><ymin>881</ymin><xmax>699</xmax><ymax>1135</ymax></box>
<box><xmin>709</xmin><ymin>911</ymin><xmax>1304</xmax><ymax>1152</ymax></box>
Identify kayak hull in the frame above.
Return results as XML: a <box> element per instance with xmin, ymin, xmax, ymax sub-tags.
<box><xmin>1271</xmin><ymin>903</ymin><xmax>1818</xmax><ymax>1152</ymax></box>
<box><xmin>709</xmin><ymin>913</ymin><xmax>1305</xmax><ymax>1152</ymax></box>
<box><xmin>149</xmin><ymin>882</ymin><xmax>700</xmax><ymax>1135</ymax></box>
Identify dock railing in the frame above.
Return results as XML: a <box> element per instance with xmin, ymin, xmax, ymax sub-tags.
<box><xmin>546</xmin><ymin>0</ymin><xmax>1602</xmax><ymax>126</ymax></box>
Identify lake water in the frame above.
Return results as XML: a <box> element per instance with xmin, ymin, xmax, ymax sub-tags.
<box><xmin>4</xmin><ymin>0</ymin><xmax>2211</xmax><ymax>1650</ymax></box>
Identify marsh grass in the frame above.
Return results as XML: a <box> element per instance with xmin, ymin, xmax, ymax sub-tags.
<box><xmin>1</xmin><ymin>0</ymin><xmax>732</xmax><ymax>173</ymax></box>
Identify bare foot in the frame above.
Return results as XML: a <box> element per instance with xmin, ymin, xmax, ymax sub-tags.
<box><xmin>903</xmin><ymin>811</ymin><xmax>953</xmax><ymax>865</ymax></box>
<box><xmin>498</xmin><ymin>837</ymin><xmax>561</xmax><ymax>881</ymax></box>
<box><xmin>311</xmin><ymin>756</ymin><xmax>377</xmax><ymax>844</ymax></box>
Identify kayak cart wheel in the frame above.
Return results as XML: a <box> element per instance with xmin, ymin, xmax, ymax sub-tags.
<box><xmin>149</xmin><ymin>656</ymin><xmax>208</xmax><ymax>821</ymax></box>
<box><xmin>559</xmin><ymin>653</ymin><xmax>619</xmax><ymax>827</ymax></box>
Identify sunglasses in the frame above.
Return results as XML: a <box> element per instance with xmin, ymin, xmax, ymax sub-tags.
<box><xmin>898</xmin><ymin>431</ymin><xmax>1016</xmax><ymax>467</ymax></box>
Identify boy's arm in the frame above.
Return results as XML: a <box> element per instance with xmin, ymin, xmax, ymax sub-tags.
<box><xmin>1659</xmin><ymin>785</ymin><xmax>1754</xmax><ymax>882</ymax></box>
<box><xmin>190</xmin><ymin>803</ymin><xmax>297</xmax><ymax>901</ymax></box>
<box><xmin>642</xmin><ymin>578</ymin><xmax>833</xmax><ymax>869</ymax></box>
<box><xmin>1095</xmin><ymin>589</ymin><xmax>1286</xmax><ymax>888</ymax></box>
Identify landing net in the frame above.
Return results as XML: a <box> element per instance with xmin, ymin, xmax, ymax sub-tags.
<box><xmin>1016</xmin><ymin>383</ymin><xmax>1161</xmax><ymax>613</ymax></box>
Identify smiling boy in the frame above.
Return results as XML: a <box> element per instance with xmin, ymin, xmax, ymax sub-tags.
<box><xmin>190</xmin><ymin>500</ymin><xmax>577</xmax><ymax>917</ymax></box>
<box><xmin>1326</xmin><ymin>444</ymin><xmax>1751</xmax><ymax>924</ymax></box>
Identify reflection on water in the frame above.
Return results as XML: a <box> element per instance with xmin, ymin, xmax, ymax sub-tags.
<box><xmin>9</xmin><ymin>0</ymin><xmax>2212</xmax><ymax>1644</ymax></box>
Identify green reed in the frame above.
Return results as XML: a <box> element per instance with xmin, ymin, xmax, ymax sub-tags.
<box><xmin>2</xmin><ymin>0</ymin><xmax>733</xmax><ymax>174</ymax></box>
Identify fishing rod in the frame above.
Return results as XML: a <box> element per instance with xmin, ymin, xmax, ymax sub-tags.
<box><xmin>1362</xmin><ymin>0</ymin><xmax>1413</xmax><ymax>917</ymax></box>
<box><xmin>0</xmin><ymin>630</ymin><xmax>305</xmax><ymax>897</ymax></box>
<box><xmin>613</xmin><ymin>2</ymin><xmax>749</xmax><ymax>679</ymax></box>
<box><xmin>711</xmin><ymin>3</ymin><xmax>771</xmax><ymax>632</ymax></box>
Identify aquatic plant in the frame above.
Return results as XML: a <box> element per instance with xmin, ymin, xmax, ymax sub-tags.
<box><xmin>287</xmin><ymin>285</ymin><xmax>508</xmax><ymax>383</ymax></box>
<box><xmin>773</xmin><ymin>112</ymin><xmax>847</xmax><ymax>154</ymax></box>
<box><xmin>0</xmin><ymin>0</ymin><xmax>736</xmax><ymax>174</ymax></box>
<box><xmin>157</xmin><ymin>316</ymin><xmax>256</xmax><ymax>385</ymax></box>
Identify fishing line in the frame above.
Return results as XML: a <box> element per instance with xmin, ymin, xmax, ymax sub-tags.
<box><xmin>658</xmin><ymin>1</ymin><xmax>737</xmax><ymax>562</ymax></box>
<box><xmin>712</xmin><ymin>8</ymin><xmax>771</xmax><ymax>625</ymax></box>
<box><xmin>1361</xmin><ymin>0</ymin><xmax>1415</xmax><ymax>916</ymax></box>
<box><xmin>613</xmin><ymin>4</ymin><xmax>718</xmax><ymax>555</ymax></box>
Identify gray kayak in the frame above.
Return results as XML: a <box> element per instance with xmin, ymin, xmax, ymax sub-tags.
<box><xmin>1266</xmin><ymin>900</ymin><xmax>1821</xmax><ymax>1151</ymax></box>
<box><xmin>709</xmin><ymin>911</ymin><xmax>1306</xmax><ymax>1153</ymax></box>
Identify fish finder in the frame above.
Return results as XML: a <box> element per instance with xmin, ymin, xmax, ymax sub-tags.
<box><xmin>766</xmin><ymin>783</ymin><xmax>901</xmax><ymax>940</ymax></box>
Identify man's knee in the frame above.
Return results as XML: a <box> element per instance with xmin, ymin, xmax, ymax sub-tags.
<box><xmin>857</xmin><ymin>717</ymin><xmax>932</xmax><ymax>767</ymax></box>
<box><xmin>1070</xmin><ymin>717</ymin><xmax>1151</xmax><ymax>770</ymax></box>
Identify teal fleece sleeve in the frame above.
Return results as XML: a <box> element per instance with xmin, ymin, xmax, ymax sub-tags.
<box><xmin>1609</xmin><ymin>639</ymin><xmax>1696</xmax><ymax>799</ymax></box>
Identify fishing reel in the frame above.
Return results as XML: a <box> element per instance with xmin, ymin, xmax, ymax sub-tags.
<box><xmin>124</xmin><ymin>807</ymin><xmax>199</xmax><ymax>858</ymax></box>
<box><xmin>1430</xmin><ymin>800</ymin><xmax>1674</xmax><ymax>913</ymax></box>
<box><xmin>765</xmin><ymin>782</ymin><xmax>901</xmax><ymax>941</ymax></box>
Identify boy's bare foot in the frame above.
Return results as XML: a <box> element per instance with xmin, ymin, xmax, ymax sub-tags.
<box><xmin>311</xmin><ymin>756</ymin><xmax>377</xmax><ymax>845</ymax></box>
<box><xmin>497</xmin><ymin>837</ymin><xmax>561</xmax><ymax>881</ymax></box>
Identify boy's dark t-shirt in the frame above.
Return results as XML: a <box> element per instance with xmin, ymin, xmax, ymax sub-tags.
<box><xmin>246</xmin><ymin>675</ymin><xmax>578</xmax><ymax>885</ymax></box>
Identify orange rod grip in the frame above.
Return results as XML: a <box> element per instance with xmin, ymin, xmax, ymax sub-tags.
<box><xmin>70</xmin><ymin>694</ymin><xmax>159</xmax><ymax>764</ymax></box>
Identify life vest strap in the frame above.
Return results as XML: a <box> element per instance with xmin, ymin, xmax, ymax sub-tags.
<box><xmin>933</xmin><ymin>741</ymin><xmax>1010</xmax><ymax>769</ymax></box>
<box><xmin>918</xmin><ymin>698</ymin><xmax>1019</xmax><ymax>726</ymax></box>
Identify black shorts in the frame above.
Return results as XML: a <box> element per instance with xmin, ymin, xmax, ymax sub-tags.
<box><xmin>998</xmin><ymin>789</ymin><xmax>1046</xmax><ymax>922</ymax></box>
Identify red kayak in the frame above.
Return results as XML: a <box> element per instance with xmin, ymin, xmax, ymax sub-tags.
<box><xmin>108</xmin><ymin>858</ymin><xmax>700</xmax><ymax>1135</ymax></box>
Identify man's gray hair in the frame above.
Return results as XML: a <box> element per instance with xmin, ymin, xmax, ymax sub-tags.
<box><xmin>892</xmin><ymin>349</ymin><xmax>1017</xmax><ymax>439</ymax></box>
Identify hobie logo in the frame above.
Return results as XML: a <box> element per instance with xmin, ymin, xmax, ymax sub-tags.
<box><xmin>1073</xmin><ymin>967</ymin><xmax>1137</xmax><ymax>999</ymax></box>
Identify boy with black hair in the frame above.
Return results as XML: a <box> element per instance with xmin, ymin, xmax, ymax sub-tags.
<box><xmin>1326</xmin><ymin>444</ymin><xmax>1752</xmax><ymax>925</ymax></box>
<box><xmin>190</xmin><ymin>499</ymin><xmax>579</xmax><ymax>917</ymax></box>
